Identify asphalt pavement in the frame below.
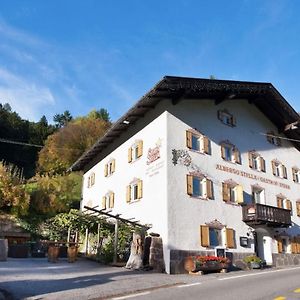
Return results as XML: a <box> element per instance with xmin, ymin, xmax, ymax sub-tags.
<box><xmin>0</xmin><ymin>258</ymin><xmax>300</xmax><ymax>300</ymax></box>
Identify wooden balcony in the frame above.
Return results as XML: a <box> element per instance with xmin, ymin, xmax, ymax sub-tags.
<box><xmin>242</xmin><ymin>203</ymin><xmax>291</xmax><ymax>227</ymax></box>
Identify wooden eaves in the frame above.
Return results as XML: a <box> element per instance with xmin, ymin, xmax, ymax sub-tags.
<box><xmin>69</xmin><ymin>76</ymin><xmax>300</xmax><ymax>172</ymax></box>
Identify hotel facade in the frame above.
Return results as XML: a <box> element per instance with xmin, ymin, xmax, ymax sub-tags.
<box><xmin>71</xmin><ymin>76</ymin><xmax>300</xmax><ymax>274</ymax></box>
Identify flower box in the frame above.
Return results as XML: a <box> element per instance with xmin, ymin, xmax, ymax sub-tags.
<box><xmin>184</xmin><ymin>255</ymin><xmax>230</xmax><ymax>274</ymax></box>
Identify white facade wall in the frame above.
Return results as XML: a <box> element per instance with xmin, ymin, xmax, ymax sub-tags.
<box><xmin>81</xmin><ymin>111</ymin><xmax>169</xmax><ymax>261</ymax></box>
<box><xmin>81</xmin><ymin>97</ymin><xmax>300</xmax><ymax>273</ymax></box>
<box><xmin>166</xmin><ymin>99</ymin><xmax>300</xmax><ymax>256</ymax></box>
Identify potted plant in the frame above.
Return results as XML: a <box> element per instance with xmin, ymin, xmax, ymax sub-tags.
<box><xmin>184</xmin><ymin>255</ymin><xmax>230</xmax><ymax>273</ymax></box>
<box><xmin>243</xmin><ymin>255</ymin><xmax>262</xmax><ymax>269</ymax></box>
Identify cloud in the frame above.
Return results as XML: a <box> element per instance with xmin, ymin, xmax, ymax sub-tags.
<box><xmin>0</xmin><ymin>68</ymin><xmax>55</xmax><ymax>120</ymax></box>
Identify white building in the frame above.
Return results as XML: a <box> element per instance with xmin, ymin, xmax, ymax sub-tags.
<box><xmin>71</xmin><ymin>76</ymin><xmax>300</xmax><ymax>274</ymax></box>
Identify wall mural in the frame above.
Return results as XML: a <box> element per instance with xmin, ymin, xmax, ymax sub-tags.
<box><xmin>171</xmin><ymin>149</ymin><xmax>204</xmax><ymax>175</ymax></box>
<box><xmin>147</xmin><ymin>138</ymin><xmax>162</xmax><ymax>165</ymax></box>
<box><xmin>146</xmin><ymin>138</ymin><xmax>164</xmax><ymax>177</ymax></box>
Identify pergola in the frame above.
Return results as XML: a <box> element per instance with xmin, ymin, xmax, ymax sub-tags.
<box><xmin>81</xmin><ymin>205</ymin><xmax>151</xmax><ymax>264</ymax></box>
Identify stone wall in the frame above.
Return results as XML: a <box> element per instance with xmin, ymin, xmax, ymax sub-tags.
<box><xmin>169</xmin><ymin>249</ymin><xmax>254</xmax><ymax>274</ymax></box>
<box><xmin>272</xmin><ymin>253</ymin><xmax>300</xmax><ymax>267</ymax></box>
<box><xmin>149</xmin><ymin>237</ymin><xmax>165</xmax><ymax>272</ymax></box>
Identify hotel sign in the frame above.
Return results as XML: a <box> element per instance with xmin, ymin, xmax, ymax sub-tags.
<box><xmin>216</xmin><ymin>164</ymin><xmax>290</xmax><ymax>190</ymax></box>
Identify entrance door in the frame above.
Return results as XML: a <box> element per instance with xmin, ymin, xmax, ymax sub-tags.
<box><xmin>256</xmin><ymin>231</ymin><xmax>273</xmax><ymax>265</ymax></box>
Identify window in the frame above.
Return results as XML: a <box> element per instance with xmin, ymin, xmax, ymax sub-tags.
<box><xmin>291</xmin><ymin>237</ymin><xmax>300</xmax><ymax>254</ymax></box>
<box><xmin>277</xmin><ymin>196</ymin><xmax>292</xmax><ymax>213</ymax></box>
<box><xmin>252</xmin><ymin>186</ymin><xmax>265</xmax><ymax>204</ymax></box>
<box><xmin>248</xmin><ymin>152</ymin><xmax>266</xmax><ymax>172</ymax></box>
<box><xmin>272</xmin><ymin>160</ymin><xmax>287</xmax><ymax>179</ymax></box>
<box><xmin>222</xmin><ymin>182</ymin><xmax>244</xmax><ymax>204</ymax></box>
<box><xmin>104</xmin><ymin>159</ymin><xmax>115</xmax><ymax>177</ymax></box>
<box><xmin>217</xmin><ymin>110</ymin><xmax>236</xmax><ymax>127</ymax></box>
<box><xmin>187</xmin><ymin>174</ymin><xmax>213</xmax><ymax>199</ymax></box>
<box><xmin>126</xmin><ymin>179</ymin><xmax>143</xmax><ymax>203</ymax></box>
<box><xmin>186</xmin><ymin>130</ymin><xmax>210</xmax><ymax>154</ymax></box>
<box><xmin>277</xmin><ymin>237</ymin><xmax>291</xmax><ymax>254</ymax></box>
<box><xmin>209</xmin><ymin>228</ymin><xmax>222</xmax><ymax>247</ymax></box>
<box><xmin>266</xmin><ymin>131</ymin><xmax>281</xmax><ymax>146</ymax></box>
<box><xmin>221</xmin><ymin>143</ymin><xmax>241</xmax><ymax>164</ymax></box>
<box><xmin>101</xmin><ymin>191</ymin><xmax>114</xmax><ymax>210</ymax></box>
<box><xmin>296</xmin><ymin>201</ymin><xmax>300</xmax><ymax>217</ymax></box>
<box><xmin>292</xmin><ymin>168</ymin><xmax>300</xmax><ymax>183</ymax></box>
<box><xmin>87</xmin><ymin>172</ymin><xmax>95</xmax><ymax>188</ymax></box>
<box><xmin>200</xmin><ymin>225</ymin><xmax>235</xmax><ymax>248</ymax></box>
<box><xmin>128</xmin><ymin>140</ymin><xmax>143</xmax><ymax>162</ymax></box>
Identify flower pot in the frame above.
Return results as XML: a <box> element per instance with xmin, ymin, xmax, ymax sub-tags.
<box><xmin>249</xmin><ymin>261</ymin><xmax>261</xmax><ymax>269</ymax></box>
<box><xmin>48</xmin><ymin>245</ymin><xmax>59</xmax><ymax>263</ymax></box>
<box><xmin>184</xmin><ymin>256</ymin><xmax>196</xmax><ymax>273</ymax></box>
<box><xmin>67</xmin><ymin>246</ymin><xmax>77</xmax><ymax>263</ymax></box>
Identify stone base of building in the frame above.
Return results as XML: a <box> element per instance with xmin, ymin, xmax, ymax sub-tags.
<box><xmin>272</xmin><ymin>253</ymin><xmax>300</xmax><ymax>267</ymax></box>
<box><xmin>169</xmin><ymin>250</ymin><xmax>254</xmax><ymax>274</ymax></box>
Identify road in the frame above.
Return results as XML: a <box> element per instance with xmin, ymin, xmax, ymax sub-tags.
<box><xmin>1</xmin><ymin>258</ymin><xmax>300</xmax><ymax>300</ymax></box>
<box><xmin>109</xmin><ymin>266</ymin><xmax>300</xmax><ymax>300</ymax></box>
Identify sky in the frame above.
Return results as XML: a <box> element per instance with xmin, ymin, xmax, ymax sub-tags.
<box><xmin>0</xmin><ymin>0</ymin><xmax>300</xmax><ymax>123</ymax></box>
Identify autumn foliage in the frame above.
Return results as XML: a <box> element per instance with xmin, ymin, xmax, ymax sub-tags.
<box><xmin>0</xmin><ymin>162</ymin><xmax>30</xmax><ymax>215</ymax></box>
<box><xmin>38</xmin><ymin>117</ymin><xmax>110</xmax><ymax>174</ymax></box>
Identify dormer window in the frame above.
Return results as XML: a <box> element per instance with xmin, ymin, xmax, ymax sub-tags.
<box><xmin>221</xmin><ymin>142</ymin><xmax>241</xmax><ymax>164</ymax></box>
<box><xmin>248</xmin><ymin>151</ymin><xmax>266</xmax><ymax>172</ymax></box>
<box><xmin>271</xmin><ymin>160</ymin><xmax>287</xmax><ymax>179</ymax></box>
<box><xmin>186</xmin><ymin>130</ymin><xmax>211</xmax><ymax>154</ymax></box>
<box><xmin>266</xmin><ymin>131</ymin><xmax>281</xmax><ymax>146</ymax></box>
<box><xmin>218</xmin><ymin>110</ymin><xmax>236</xmax><ymax>127</ymax></box>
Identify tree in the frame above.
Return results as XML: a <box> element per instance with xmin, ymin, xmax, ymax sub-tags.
<box><xmin>53</xmin><ymin>110</ymin><xmax>73</xmax><ymax>128</ymax></box>
<box><xmin>38</xmin><ymin>115</ymin><xmax>111</xmax><ymax>174</ymax></box>
<box><xmin>87</xmin><ymin>108</ymin><xmax>111</xmax><ymax>122</ymax></box>
<box><xmin>26</xmin><ymin>172</ymin><xmax>82</xmax><ymax>217</ymax></box>
<box><xmin>0</xmin><ymin>162</ymin><xmax>29</xmax><ymax>216</ymax></box>
<box><xmin>0</xmin><ymin>104</ymin><xmax>55</xmax><ymax>178</ymax></box>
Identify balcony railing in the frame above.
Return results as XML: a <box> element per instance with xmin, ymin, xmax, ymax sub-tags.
<box><xmin>242</xmin><ymin>203</ymin><xmax>291</xmax><ymax>227</ymax></box>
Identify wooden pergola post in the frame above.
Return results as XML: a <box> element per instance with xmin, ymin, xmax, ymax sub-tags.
<box><xmin>113</xmin><ymin>219</ymin><xmax>119</xmax><ymax>264</ymax></box>
<box><xmin>85</xmin><ymin>228</ymin><xmax>89</xmax><ymax>255</ymax></box>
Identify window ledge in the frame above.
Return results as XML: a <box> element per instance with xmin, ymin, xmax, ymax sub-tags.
<box><xmin>129</xmin><ymin>157</ymin><xmax>142</xmax><ymax>164</ymax></box>
<box><xmin>128</xmin><ymin>199</ymin><xmax>142</xmax><ymax>204</ymax></box>
<box><xmin>224</xmin><ymin>201</ymin><xmax>241</xmax><ymax>207</ymax></box>
<box><xmin>189</xmin><ymin>195</ymin><xmax>209</xmax><ymax>201</ymax></box>
<box><xmin>221</xmin><ymin>159</ymin><xmax>239</xmax><ymax>165</ymax></box>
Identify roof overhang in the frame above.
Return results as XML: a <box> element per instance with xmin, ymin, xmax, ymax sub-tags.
<box><xmin>70</xmin><ymin>76</ymin><xmax>300</xmax><ymax>172</ymax></box>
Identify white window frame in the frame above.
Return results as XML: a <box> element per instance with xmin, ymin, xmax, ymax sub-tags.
<box><xmin>273</xmin><ymin>162</ymin><xmax>286</xmax><ymax>178</ymax></box>
<box><xmin>293</xmin><ymin>168</ymin><xmax>300</xmax><ymax>183</ymax></box>
<box><xmin>130</xmin><ymin>182</ymin><xmax>139</xmax><ymax>201</ymax></box>
<box><xmin>224</xmin><ymin>144</ymin><xmax>233</xmax><ymax>162</ymax></box>
<box><xmin>209</xmin><ymin>227</ymin><xmax>225</xmax><ymax>247</ymax></box>
<box><xmin>252</xmin><ymin>187</ymin><xmax>265</xmax><ymax>204</ymax></box>
<box><xmin>107</xmin><ymin>160</ymin><xmax>114</xmax><ymax>176</ymax></box>
<box><xmin>192</xmin><ymin>176</ymin><xmax>207</xmax><ymax>198</ymax></box>
<box><xmin>229</xmin><ymin>186</ymin><xmax>237</xmax><ymax>203</ymax></box>
<box><xmin>191</xmin><ymin>134</ymin><xmax>204</xmax><ymax>152</ymax></box>
<box><xmin>87</xmin><ymin>172</ymin><xmax>95</xmax><ymax>188</ymax></box>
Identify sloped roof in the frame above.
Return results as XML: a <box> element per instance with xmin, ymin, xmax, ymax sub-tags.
<box><xmin>70</xmin><ymin>76</ymin><xmax>300</xmax><ymax>172</ymax></box>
